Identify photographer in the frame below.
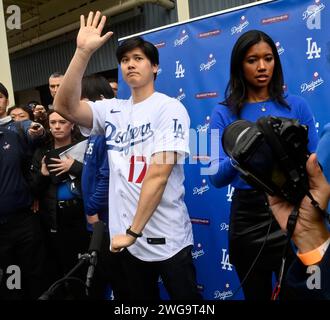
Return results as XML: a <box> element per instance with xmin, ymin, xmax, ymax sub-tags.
<box><xmin>268</xmin><ymin>153</ymin><xmax>330</xmax><ymax>299</ymax></box>
<box><xmin>209</xmin><ymin>30</ymin><xmax>319</xmax><ymax>300</ymax></box>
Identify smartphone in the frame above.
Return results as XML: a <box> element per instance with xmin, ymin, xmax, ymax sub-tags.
<box><xmin>31</xmin><ymin>123</ymin><xmax>41</xmax><ymax>130</ymax></box>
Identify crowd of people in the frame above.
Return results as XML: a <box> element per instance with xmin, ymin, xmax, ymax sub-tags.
<box><xmin>0</xmin><ymin>11</ymin><xmax>329</xmax><ymax>301</ymax></box>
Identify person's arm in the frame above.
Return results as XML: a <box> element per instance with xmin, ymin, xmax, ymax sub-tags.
<box><xmin>85</xmin><ymin>141</ymin><xmax>109</xmax><ymax>214</ymax></box>
<box><xmin>208</xmin><ymin>107</ymin><xmax>238</xmax><ymax>188</ymax></box>
<box><xmin>111</xmin><ymin>151</ymin><xmax>176</xmax><ymax>252</ymax></box>
<box><xmin>54</xmin><ymin>11</ymin><xmax>113</xmax><ymax>128</ymax></box>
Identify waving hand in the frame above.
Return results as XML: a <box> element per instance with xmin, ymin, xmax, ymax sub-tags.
<box><xmin>77</xmin><ymin>11</ymin><xmax>113</xmax><ymax>55</ymax></box>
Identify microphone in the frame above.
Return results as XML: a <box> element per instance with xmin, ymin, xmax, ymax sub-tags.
<box><xmin>86</xmin><ymin>221</ymin><xmax>105</xmax><ymax>290</ymax></box>
<box><xmin>88</xmin><ymin>220</ymin><xmax>105</xmax><ymax>253</ymax></box>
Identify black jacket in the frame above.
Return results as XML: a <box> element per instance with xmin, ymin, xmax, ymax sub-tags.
<box><xmin>30</xmin><ymin>142</ymin><xmax>83</xmax><ymax>230</ymax></box>
<box><xmin>0</xmin><ymin>128</ymin><xmax>32</xmax><ymax>216</ymax></box>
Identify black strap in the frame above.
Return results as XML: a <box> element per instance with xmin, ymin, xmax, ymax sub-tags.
<box><xmin>126</xmin><ymin>226</ymin><xmax>143</xmax><ymax>238</ymax></box>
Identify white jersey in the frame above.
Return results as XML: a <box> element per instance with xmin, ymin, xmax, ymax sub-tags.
<box><xmin>80</xmin><ymin>92</ymin><xmax>193</xmax><ymax>261</ymax></box>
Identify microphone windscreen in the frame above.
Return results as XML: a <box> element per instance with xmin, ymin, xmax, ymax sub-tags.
<box><xmin>88</xmin><ymin>221</ymin><xmax>104</xmax><ymax>253</ymax></box>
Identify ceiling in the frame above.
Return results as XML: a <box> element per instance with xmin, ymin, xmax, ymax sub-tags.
<box><xmin>3</xmin><ymin>0</ymin><xmax>175</xmax><ymax>53</ymax></box>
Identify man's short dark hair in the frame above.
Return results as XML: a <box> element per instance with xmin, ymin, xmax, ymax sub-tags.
<box><xmin>49</xmin><ymin>72</ymin><xmax>64</xmax><ymax>78</ymax></box>
<box><xmin>116</xmin><ymin>36</ymin><xmax>159</xmax><ymax>66</ymax></box>
<box><xmin>0</xmin><ymin>82</ymin><xmax>9</xmax><ymax>99</ymax></box>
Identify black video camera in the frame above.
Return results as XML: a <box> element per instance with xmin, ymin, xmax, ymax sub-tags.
<box><xmin>222</xmin><ymin>116</ymin><xmax>310</xmax><ymax>205</ymax></box>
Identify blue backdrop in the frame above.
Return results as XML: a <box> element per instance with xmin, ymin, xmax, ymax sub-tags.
<box><xmin>117</xmin><ymin>0</ymin><xmax>330</xmax><ymax>300</ymax></box>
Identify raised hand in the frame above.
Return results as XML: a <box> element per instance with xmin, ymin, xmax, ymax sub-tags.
<box><xmin>77</xmin><ymin>11</ymin><xmax>113</xmax><ymax>55</ymax></box>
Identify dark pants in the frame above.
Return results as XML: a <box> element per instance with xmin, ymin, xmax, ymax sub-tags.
<box><xmin>41</xmin><ymin>201</ymin><xmax>90</xmax><ymax>299</ymax></box>
<box><xmin>229</xmin><ymin>189</ymin><xmax>295</xmax><ymax>300</ymax></box>
<box><xmin>112</xmin><ymin>245</ymin><xmax>202</xmax><ymax>301</ymax></box>
<box><xmin>0</xmin><ymin>208</ymin><xmax>46</xmax><ymax>300</ymax></box>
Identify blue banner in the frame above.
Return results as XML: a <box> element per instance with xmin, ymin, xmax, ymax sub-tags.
<box><xmin>118</xmin><ymin>0</ymin><xmax>329</xmax><ymax>300</ymax></box>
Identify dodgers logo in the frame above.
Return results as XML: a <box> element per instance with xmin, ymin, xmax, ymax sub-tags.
<box><xmin>174</xmin><ymin>29</ymin><xmax>189</xmax><ymax>47</ymax></box>
<box><xmin>193</xmin><ymin>179</ymin><xmax>210</xmax><ymax>196</ymax></box>
<box><xmin>200</xmin><ymin>54</ymin><xmax>217</xmax><ymax>72</ymax></box>
<box><xmin>175</xmin><ymin>60</ymin><xmax>185</xmax><ymax>78</ymax></box>
<box><xmin>197</xmin><ymin>116</ymin><xmax>210</xmax><ymax>134</ymax></box>
<box><xmin>105</xmin><ymin>121</ymin><xmax>154</xmax><ymax>154</ymax></box>
<box><xmin>226</xmin><ymin>184</ymin><xmax>235</xmax><ymax>202</ymax></box>
<box><xmin>192</xmin><ymin>243</ymin><xmax>205</xmax><ymax>260</ymax></box>
<box><xmin>176</xmin><ymin>88</ymin><xmax>186</xmax><ymax>101</ymax></box>
<box><xmin>303</xmin><ymin>1</ymin><xmax>325</xmax><ymax>30</ymax></box>
<box><xmin>231</xmin><ymin>16</ymin><xmax>249</xmax><ymax>35</ymax></box>
<box><xmin>306</xmin><ymin>37</ymin><xmax>321</xmax><ymax>59</ymax></box>
<box><xmin>276</xmin><ymin>41</ymin><xmax>285</xmax><ymax>55</ymax></box>
<box><xmin>220</xmin><ymin>222</ymin><xmax>229</xmax><ymax>232</ymax></box>
<box><xmin>214</xmin><ymin>284</ymin><xmax>234</xmax><ymax>300</ymax></box>
<box><xmin>301</xmin><ymin>72</ymin><xmax>324</xmax><ymax>93</ymax></box>
<box><xmin>221</xmin><ymin>248</ymin><xmax>233</xmax><ymax>271</ymax></box>
<box><xmin>173</xmin><ymin>119</ymin><xmax>185</xmax><ymax>139</ymax></box>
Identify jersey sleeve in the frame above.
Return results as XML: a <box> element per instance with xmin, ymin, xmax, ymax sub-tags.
<box><xmin>152</xmin><ymin>99</ymin><xmax>190</xmax><ymax>157</ymax></box>
<box><xmin>79</xmin><ymin>100</ymin><xmax>109</xmax><ymax>136</ymax></box>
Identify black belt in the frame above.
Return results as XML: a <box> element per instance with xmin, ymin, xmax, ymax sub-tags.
<box><xmin>57</xmin><ymin>199</ymin><xmax>80</xmax><ymax>209</ymax></box>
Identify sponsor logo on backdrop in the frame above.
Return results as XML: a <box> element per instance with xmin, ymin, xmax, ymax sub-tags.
<box><xmin>226</xmin><ymin>185</ymin><xmax>235</xmax><ymax>202</ymax></box>
<box><xmin>200</xmin><ymin>54</ymin><xmax>217</xmax><ymax>72</ymax></box>
<box><xmin>214</xmin><ymin>284</ymin><xmax>234</xmax><ymax>300</ymax></box>
<box><xmin>192</xmin><ymin>155</ymin><xmax>210</xmax><ymax>161</ymax></box>
<box><xmin>220</xmin><ymin>222</ymin><xmax>229</xmax><ymax>232</ymax></box>
<box><xmin>157</xmin><ymin>67</ymin><xmax>162</xmax><ymax>76</ymax></box>
<box><xmin>276</xmin><ymin>41</ymin><xmax>285</xmax><ymax>55</ymax></box>
<box><xmin>175</xmin><ymin>60</ymin><xmax>185</xmax><ymax>78</ymax></box>
<box><xmin>306</xmin><ymin>37</ymin><xmax>321</xmax><ymax>59</ymax></box>
<box><xmin>174</xmin><ymin>29</ymin><xmax>189</xmax><ymax>47</ymax></box>
<box><xmin>198</xmin><ymin>29</ymin><xmax>221</xmax><ymax>39</ymax></box>
<box><xmin>221</xmin><ymin>248</ymin><xmax>233</xmax><ymax>271</ymax></box>
<box><xmin>192</xmin><ymin>243</ymin><xmax>205</xmax><ymax>260</ymax></box>
<box><xmin>231</xmin><ymin>16</ymin><xmax>249</xmax><ymax>35</ymax></box>
<box><xmin>191</xmin><ymin>217</ymin><xmax>210</xmax><ymax>225</ymax></box>
<box><xmin>193</xmin><ymin>179</ymin><xmax>210</xmax><ymax>196</ymax></box>
<box><xmin>154</xmin><ymin>41</ymin><xmax>166</xmax><ymax>49</ymax></box>
<box><xmin>197</xmin><ymin>116</ymin><xmax>210</xmax><ymax>134</ymax></box>
<box><xmin>261</xmin><ymin>14</ymin><xmax>289</xmax><ymax>24</ymax></box>
<box><xmin>176</xmin><ymin>88</ymin><xmax>186</xmax><ymax>101</ymax></box>
<box><xmin>301</xmin><ymin>72</ymin><xmax>324</xmax><ymax>93</ymax></box>
<box><xmin>195</xmin><ymin>92</ymin><xmax>218</xmax><ymax>99</ymax></box>
<box><xmin>303</xmin><ymin>1</ymin><xmax>325</xmax><ymax>31</ymax></box>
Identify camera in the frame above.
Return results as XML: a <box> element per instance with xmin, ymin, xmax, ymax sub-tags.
<box><xmin>222</xmin><ymin>116</ymin><xmax>310</xmax><ymax>205</ymax></box>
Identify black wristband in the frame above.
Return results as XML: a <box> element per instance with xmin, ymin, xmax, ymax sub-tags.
<box><xmin>126</xmin><ymin>227</ymin><xmax>143</xmax><ymax>238</ymax></box>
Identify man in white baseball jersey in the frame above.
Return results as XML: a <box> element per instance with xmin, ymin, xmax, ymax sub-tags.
<box><xmin>54</xmin><ymin>11</ymin><xmax>201</xmax><ymax>300</ymax></box>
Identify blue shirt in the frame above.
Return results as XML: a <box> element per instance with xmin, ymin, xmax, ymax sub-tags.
<box><xmin>81</xmin><ymin>135</ymin><xmax>109</xmax><ymax>231</ymax></box>
<box><xmin>209</xmin><ymin>94</ymin><xmax>319</xmax><ymax>189</ymax></box>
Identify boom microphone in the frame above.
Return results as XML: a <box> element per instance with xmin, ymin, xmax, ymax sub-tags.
<box><xmin>88</xmin><ymin>221</ymin><xmax>105</xmax><ymax>253</ymax></box>
<box><xmin>86</xmin><ymin>221</ymin><xmax>105</xmax><ymax>290</ymax></box>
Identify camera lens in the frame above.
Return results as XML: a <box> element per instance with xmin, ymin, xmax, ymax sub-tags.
<box><xmin>222</xmin><ymin>120</ymin><xmax>254</xmax><ymax>158</ymax></box>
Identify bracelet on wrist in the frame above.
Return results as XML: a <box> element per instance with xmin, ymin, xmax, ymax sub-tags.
<box><xmin>297</xmin><ymin>237</ymin><xmax>330</xmax><ymax>266</ymax></box>
<box><xmin>126</xmin><ymin>226</ymin><xmax>143</xmax><ymax>238</ymax></box>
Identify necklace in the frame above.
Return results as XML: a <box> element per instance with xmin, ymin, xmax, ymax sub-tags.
<box><xmin>261</xmin><ymin>103</ymin><xmax>267</xmax><ymax>112</ymax></box>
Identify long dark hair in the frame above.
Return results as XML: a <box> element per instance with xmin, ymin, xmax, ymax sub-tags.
<box><xmin>224</xmin><ymin>30</ymin><xmax>288</xmax><ymax>115</ymax></box>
